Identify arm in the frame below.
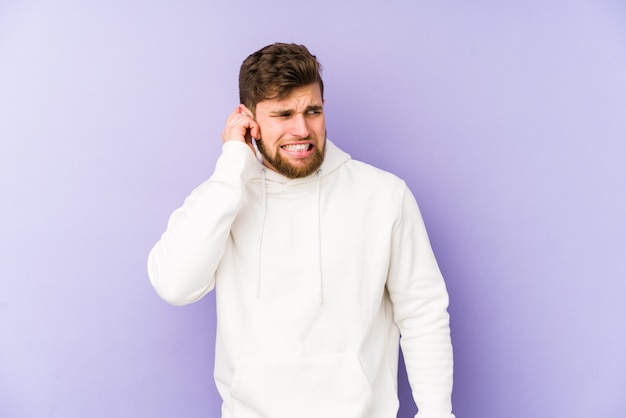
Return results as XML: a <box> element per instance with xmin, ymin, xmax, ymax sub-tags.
<box><xmin>386</xmin><ymin>186</ymin><xmax>455</xmax><ymax>418</ymax></box>
<box><xmin>147</xmin><ymin>105</ymin><xmax>260</xmax><ymax>306</ymax></box>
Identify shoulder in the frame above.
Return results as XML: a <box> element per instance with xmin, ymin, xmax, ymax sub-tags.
<box><xmin>323</xmin><ymin>140</ymin><xmax>410</xmax><ymax>197</ymax></box>
<box><xmin>344</xmin><ymin>159</ymin><xmax>407</xmax><ymax>190</ymax></box>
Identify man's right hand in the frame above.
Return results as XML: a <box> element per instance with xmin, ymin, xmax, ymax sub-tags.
<box><xmin>221</xmin><ymin>104</ymin><xmax>260</xmax><ymax>155</ymax></box>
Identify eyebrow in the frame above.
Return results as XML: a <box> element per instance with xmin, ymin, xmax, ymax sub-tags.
<box><xmin>269</xmin><ymin>104</ymin><xmax>323</xmax><ymax>116</ymax></box>
<box><xmin>307</xmin><ymin>105</ymin><xmax>323</xmax><ymax>112</ymax></box>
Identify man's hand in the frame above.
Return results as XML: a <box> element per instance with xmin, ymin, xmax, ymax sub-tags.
<box><xmin>221</xmin><ymin>104</ymin><xmax>260</xmax><ymax>155</ymax></box>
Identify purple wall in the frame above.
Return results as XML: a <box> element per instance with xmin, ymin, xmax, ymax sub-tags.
<box><xmin>1</xmin><ymin>1</ymin><xmax>625</xmax><ymax>417</ymax></box>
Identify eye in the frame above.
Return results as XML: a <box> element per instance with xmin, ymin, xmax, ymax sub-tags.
<box><xmin>306</xmin><ymin>109</ymin><xmax>322</xmax><ymax>116</ymax></box>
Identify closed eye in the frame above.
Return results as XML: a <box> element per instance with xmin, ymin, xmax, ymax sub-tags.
<box><xmin>271</xmin><ymin>111</ymin><xmax>292</xmax><ymax>118</ymax></box>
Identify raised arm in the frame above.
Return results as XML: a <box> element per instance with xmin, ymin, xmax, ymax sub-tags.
<box><xmin>147</xmin><ymin>106</ymin><xmax>259</xmax><ymax>305</ymax></box>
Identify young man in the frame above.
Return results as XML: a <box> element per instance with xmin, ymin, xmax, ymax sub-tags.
<box><xmin>148</xmin><ymin>43</ymin><xmax>455</xmax><ymax>418</ymax></box>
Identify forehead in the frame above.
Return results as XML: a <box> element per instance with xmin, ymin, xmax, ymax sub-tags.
<box><xmin>257</xmin><ymin>83</ymin><xmax>323</xmax><ymax>111</ymax></box>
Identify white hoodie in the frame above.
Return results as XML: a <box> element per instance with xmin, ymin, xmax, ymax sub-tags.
<box><xmin>148</xmin><ymin>140</ymin><xmax>454</xmax><ymax>418</ymax></box>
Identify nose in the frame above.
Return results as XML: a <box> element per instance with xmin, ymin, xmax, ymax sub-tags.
<box><xmin>291</xmin><ymin>114</ymin><xmax>310</xmax><ymax>138</ymax></box>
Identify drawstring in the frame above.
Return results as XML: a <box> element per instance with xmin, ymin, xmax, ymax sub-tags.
<box><xmin>257</xmin><ymin>169</ymin><xmax>267</xmax><ymax>298</ymax></box>
<box><xmin>316</xmin><ymin>169</ymin><xmax>324</xmax><ymax>305</ymax></box>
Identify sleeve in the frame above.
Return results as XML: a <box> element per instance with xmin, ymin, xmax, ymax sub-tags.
<box><xmin>386</xmin><ymin>185</ymin><xmax>455</xmax><ymax>418</ymax></box>
<box><xmin>147</xmin><ymin>141</ymin><xmax>257</xmax><ymax>306</ymax></box>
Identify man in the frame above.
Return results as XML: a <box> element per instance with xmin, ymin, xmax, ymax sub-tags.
<box><xmin>148</xmin><ymin>43</ymin><xmax>455</xmax><ymax>418</ymax></box>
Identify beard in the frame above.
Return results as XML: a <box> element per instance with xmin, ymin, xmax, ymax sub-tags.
<box><xmin>256</xmin><ymin>139</ymin><xmax>325</xmax><ymax>179</ymax></box>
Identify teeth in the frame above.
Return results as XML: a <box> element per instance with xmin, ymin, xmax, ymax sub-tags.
<box><xmin>283</xmin><ymin>143</ymin><xmax>310</xmax><ymax>152</ymax></box>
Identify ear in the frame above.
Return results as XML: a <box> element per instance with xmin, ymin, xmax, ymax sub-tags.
<box><xmin>239</xmin><ymin>104</ymin><xmax>255</xmax><ymax>119</ymax></box>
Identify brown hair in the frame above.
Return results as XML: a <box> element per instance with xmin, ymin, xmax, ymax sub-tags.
<box><xmin>239</xmin><ymin>43</ymin><xmax>324</xmax><ymax>113</ymax></box>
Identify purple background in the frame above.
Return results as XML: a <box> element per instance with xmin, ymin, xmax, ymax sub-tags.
<box><xmin>1</xmin><ymin>1</ymin><xmax>625</xmax><ymax>417</ymax></box>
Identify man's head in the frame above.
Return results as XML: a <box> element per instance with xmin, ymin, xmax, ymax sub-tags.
<box><xmin>239</xmin><ymin>43</ymin><xmax>324</xmax><ymax>114</ymax></box>
<box><xmin>239</xmin><ymin>43</ymin><xmax>326</xmax><ymax>178</ymax></box>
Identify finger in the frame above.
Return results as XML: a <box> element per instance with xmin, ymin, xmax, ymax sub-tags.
<box><xmin>238</xmin><ymin>106</ymin><xmax>260</xmax><ymax>140</ymax></box>
<box><xmin>222</xmin><ymin>106</ymin><xmax>259</xmax><ymax>146</ymax></box>
<box><xmin>233</xmin><ymin>107</ymin><xmax>259</xmax><ymax>141</ymax></box>
<box><xmin>248</xmin><ymin>119</ymin><xmax>260</xmax><ymax>141</ymax></box>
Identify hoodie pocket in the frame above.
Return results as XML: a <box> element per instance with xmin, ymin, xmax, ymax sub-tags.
<box><xmin>230</xmin><ymin>352</ymin><xmax>374</xmax><ymax>418</ymax></box>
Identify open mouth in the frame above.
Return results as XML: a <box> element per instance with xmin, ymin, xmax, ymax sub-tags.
<box><xmin>281</xmin><ymin>143</ymin><xmax>313</xmax><ymax>152</ymax></box>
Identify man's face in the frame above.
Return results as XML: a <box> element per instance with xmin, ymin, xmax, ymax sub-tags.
<box><xmin>254</xmin><ymin>83</ymin><xmax>326</xmax><ymax>178</ymax></box>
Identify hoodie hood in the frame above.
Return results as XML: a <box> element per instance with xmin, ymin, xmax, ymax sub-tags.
<box><xmin>251</xmin><ymin>139</ymin><xmax>351</xmax><ymax>187</ymax></box>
